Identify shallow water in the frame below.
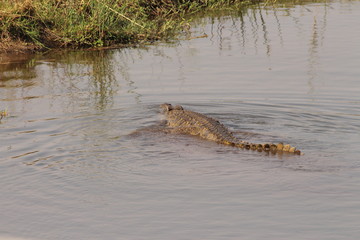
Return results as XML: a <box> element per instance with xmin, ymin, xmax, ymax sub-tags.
<box><xmin>1</xmin><ymin>1</ymin><xmax>360</xmax><ymax>240</ymax></box>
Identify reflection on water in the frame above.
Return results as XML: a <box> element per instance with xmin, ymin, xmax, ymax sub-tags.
<box><xmin>192</xmin><ymin>1</ymin><xmax>330</xmax><ymax>82</ymax></box>
<box><xmin>1</xmin><ymin>48</ymin><xmax>145</xmax><ymax>114</ymax></box>
<box><xmin>40</xmin><ymin>50</ymin><xmax>120</xmax><ymax>110</ymax></box>
<box><xmin>1</xmin><ymin>1</ymin><xmax>360</xmax><ymax>240</ymax></box>
<box><xmin>0</xmin><ymin>1</ymin><xmax>342</xmax><ymax>110</ymax></box>
<box><xmin>0</xmin><ymin>1</ymin><xmax>336</xmax><ymax>104</ymax></box>
<box><xmin>0</xmin><ymin>54</ymin><xmax>37</xmax><ymax>88</ymax></box>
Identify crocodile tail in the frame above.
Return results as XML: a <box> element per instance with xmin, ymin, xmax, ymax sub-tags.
<box><xmin>235</xmin><ymin>142</ymin><xmax>302</xmax><ymax>155</ymax></box>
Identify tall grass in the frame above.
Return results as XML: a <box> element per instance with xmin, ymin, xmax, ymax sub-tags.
<box><xmin>0</xmin><ymin>0</ymin><xmax>257</xmax><ymax>52</ymax></box>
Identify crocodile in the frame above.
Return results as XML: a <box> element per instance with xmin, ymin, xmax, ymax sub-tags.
<box><xmin>161</xmin><ymin>103</ymin><xmax>302</xmax><ymax>155</ymax></box>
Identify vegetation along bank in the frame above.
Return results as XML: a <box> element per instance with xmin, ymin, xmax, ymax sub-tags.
<box><xmin>0</xmin><ymin>0</ymin><xmax>265</xmax><ymax>52</ymax></box>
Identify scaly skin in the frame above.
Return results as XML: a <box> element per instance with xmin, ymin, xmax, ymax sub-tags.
<box><xmin>161</xmin><ymin>103</ymin><xmax>301</xmax><ymax>155</ymax></box>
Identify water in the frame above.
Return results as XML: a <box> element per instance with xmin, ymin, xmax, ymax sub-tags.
<box><xmin>1</xmin><ymin>1</ymin><xmax>360</xmax><ymax>239</ymax></box>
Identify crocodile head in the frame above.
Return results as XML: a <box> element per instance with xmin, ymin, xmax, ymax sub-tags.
<box><xmin>161</xmin><ymin>103</ymin><xmax>183</xmax><ymax>112</ymax></box>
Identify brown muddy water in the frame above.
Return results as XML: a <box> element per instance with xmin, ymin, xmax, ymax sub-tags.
<box><xmin>1</xmin><ymin>1</ymin><xmax>360</xmax><ymax>240</ymax></box>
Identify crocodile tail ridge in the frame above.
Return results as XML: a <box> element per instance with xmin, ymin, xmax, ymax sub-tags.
<box><xmin>236</xmin><ymin>142</ymin><xmax>302</xmax><ymax>155</ymax></box>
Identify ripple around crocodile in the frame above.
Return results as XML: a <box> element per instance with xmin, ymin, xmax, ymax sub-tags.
<box><xmin>161</xmin><ymin>103</ymin><xmax>302</xmax><ymax>155</ymax></box>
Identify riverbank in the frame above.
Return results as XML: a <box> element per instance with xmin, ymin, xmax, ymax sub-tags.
<box><xmin>0</xmin><ymin>0</ymin><xmax>258</xmax><ymax>53</ymax></box>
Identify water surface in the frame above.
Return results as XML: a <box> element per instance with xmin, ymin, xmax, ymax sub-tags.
<box><xmin>1</xmin><ymin>1</ymin><xmax>360</xmax><ymax>240</ymax></box>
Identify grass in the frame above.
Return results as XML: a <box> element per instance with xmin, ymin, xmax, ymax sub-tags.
<box><xmin>0</xmin><ymin>0</ymin><xmax>259</xmax><ymax>52</ymax></box>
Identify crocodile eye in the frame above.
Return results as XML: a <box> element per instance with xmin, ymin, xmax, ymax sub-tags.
<box><xmin>161</xmin><ymin>103</ymin><xmax>173</xmax><ymax>111</ymax></box>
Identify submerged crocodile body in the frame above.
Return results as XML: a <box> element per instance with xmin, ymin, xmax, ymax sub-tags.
<box><xmin>161</xmin><ymin>103</ymin><xmax>301</xmax><ymax>155</ymax></box>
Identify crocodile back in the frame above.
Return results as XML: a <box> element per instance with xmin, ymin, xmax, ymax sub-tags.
<box><xmin>164</xmin><ymin>106</ymin><xmax>239</xmax><ymax>145</ymax></box>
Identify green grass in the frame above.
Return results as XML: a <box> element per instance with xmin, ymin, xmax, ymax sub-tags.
<box><xmin>0</xmin><ymin>0</ymin><xmax>259</xmax><ymax>52</ymax></box>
